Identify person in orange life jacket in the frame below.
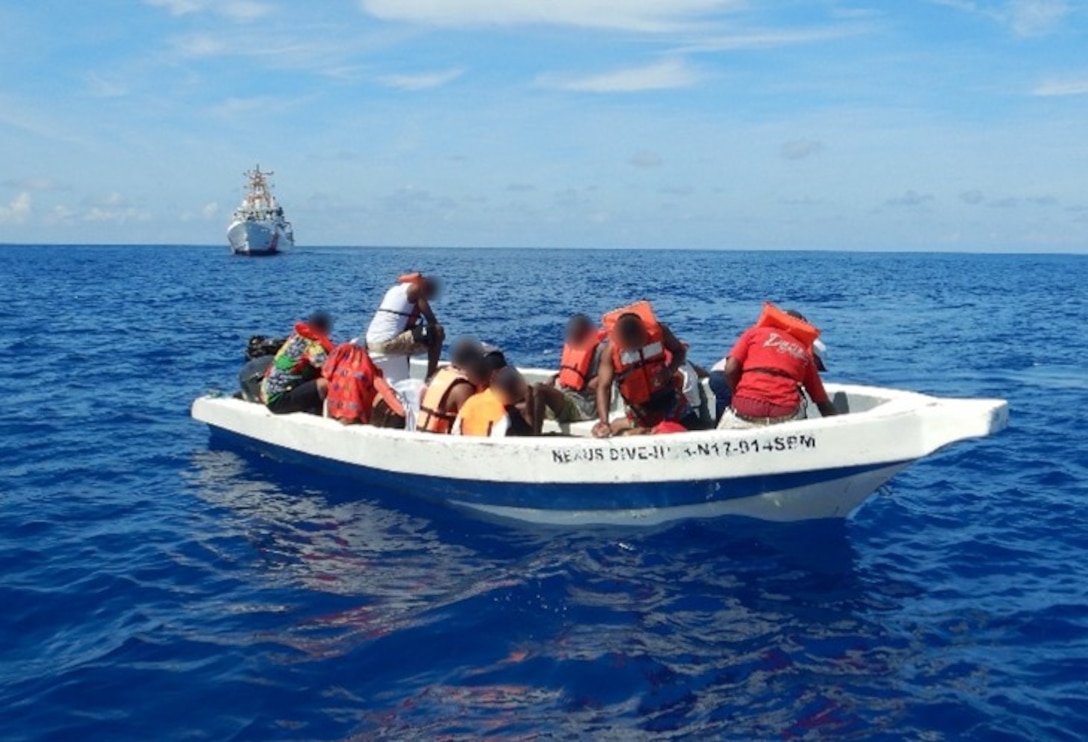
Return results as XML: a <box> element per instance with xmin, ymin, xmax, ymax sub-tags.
<box><xmin>533</xmin><ymin>314</ymin><xmax>605</xmax><ymax>433</ymax></box>
<box><xmin>718</xmin><ymin>307</ymin><xmax>836</xmax><ymax>429</ymax></box>
<box><xmin>261</xmin><ymin>311</ymin><xmax>334</xmax><ymax>415</ymax></box>
<box><xmin>365</xmin><ymin>273</ymin><xmax>445</xmax><ymax>379</ymax></box>
<box><xmin>322</xmin><ymin>341</ymin><xmax>404</xmax><ymax>425</ymax></box>
<box><xmin>418</xmin><ymin>339</ymin><xmax>492</xmax><ymax>434</ymax></box>
<box><xmin>592</xmin><ymin>304</ymin><xmax>698</xmax><ymax>438</ymax></box>
<box><xmin>453</xmin><ymin>366</ymin><xmax>535</xmax><ymax>437</ymax></box>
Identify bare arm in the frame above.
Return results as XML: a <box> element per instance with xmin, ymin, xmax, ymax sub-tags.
<box><xmin>660</xmin><ymin>325</ymin><xmax>686</xmax><ymax>376</ymax></box>
<box><xmin>724</xmin><ymin>357</ymin><xmax>742</xmax><ymax>393</ymax></box>
<box><xmin>802</xmin><ymin>361</ymin><xmax>837</xmax><ymax>418</ymax></box>
<box><xmin>593</xmin><ymin>343</ymin><xmax>615</xmax><ymax>438</ymax></box>
<box><xmin>445</xmin><ymin>384</ymin><xmax>475</xmax><ymax>416</ymax></box>
<box><xmin>407</xmin><ymin>284</ymin><xmax>439</xmax><ymax>325</ymax></box>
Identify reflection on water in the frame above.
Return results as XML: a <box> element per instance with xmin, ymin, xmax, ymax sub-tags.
<box><xmin>183</xmin><ymin>443</ymin><xmax>928</xmax><ymax>739</ymax></box>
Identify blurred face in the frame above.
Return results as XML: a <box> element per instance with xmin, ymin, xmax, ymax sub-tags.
<box><xmin>616</xmin><ymin>316</ymin><xmax>646</xmax><ymax>350</ymax></box>
<box><xmin>421</xmin><ymin>278</ymin><xmax>440</xmax><ymax>300</ymax></box>
<box><xmin>566</xmin><ymin>318</ymin><xmax>593</xmax><ymax>345</ymax></box>
<box><xmin>465</xmin><ymin>361</ymin><xmax>490</xmax><ymax>389</ymax></box>
<box><xmin>509</xmin><ymin>378</ymin><xmax>528</xmax><ymax>403</ymax></box>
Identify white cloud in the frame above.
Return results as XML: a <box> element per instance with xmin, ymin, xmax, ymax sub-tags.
<box><xmin>44</xmin><ymin>205</ymin><xmax>75</xmax><ymax>226</ymax></box>
<box><xmin>171</xmin><ymin>33</ymin><xmax>229</xmax><ymax>57</ymax></box>
<box><xmin>630</xmin><ymin>151</ymin><xmax>664</xmax><ymax>168</ymax></box>
<box><xmin>1006</xmin><ymin>0</ymin><xmax>1068</xmax><ymax>36</ymax></box>
<box><xmin>681</xmin><ymin>26</ymin><xmax>869</xmax><ymax>53</ymax></box>
<box><xmin>542</xmin><ymin>58</ymin><xmax>699</xmax><ymax>93</ymax></box>
<box><xmin>145</xmin><ymin>0</ymin><xmax>273</xmax><ymax>21</ymax></box>
<box><xmin>929</xmin><ymin>0</ymin><xmax>1069</xmax><ymax>37</ymax></box>
<box><xmin>358</xmin><ymin>0</ymin><xmax>741</xmax><ymax>32</ymax></box>
<box><xmin>145</xmin><ymin>0</ymin><xmax>201</xmax><ymax>15</ymax></box>
<box><xmin>1032</xmin><ymin>78</ymin><xmax>1088</xmax><ymax>96</ymax></box>
<box><xmin>0</xmin><ymin>192</ymin><xmax>31</xmax><ymax>224</ymax></box>
<box><xmin>886</xmin><ymin>190</ymin><xmax>934</xmax><ymax>207</ymax></box>
<box><xmin>4</xmin><ymin>177</ymin><xmax>64</xmax><ymax>191</ymax></box>
<box><xmin>84</xmin><ymin>206</ymin><xmax>151</xmax><ymax>224</ymax></box>
<box><xmin>202</xmin><ymin>202</ymin><xmax>220</xmax><ymax>219</ymax></box>
<box><xmin>219</xmin><ymin>1</ymin><xmax>273</xmax><ymax>21</ymax></box>
<box><xmin>85</xmin><ymin>73</ymin><xmax>129</xmax><ymax>98</ymax></box>
<box><xmin>376</xmin><ymin>68</ymin><xmax>464</xmax><ymax>91</ymax></box>
<box><xmin>781</xmin><ymin>139</ymin><xmax>824</xmax><ymax>161</ymax></box>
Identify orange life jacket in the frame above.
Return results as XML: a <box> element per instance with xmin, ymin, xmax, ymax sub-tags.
<box><xmin>397</xmin><ymin>272</ymin><xmax>423</xmax><ymax>285</ymax></box>
<box><xmin>557</xmin><ymin>329</ymin><xmax>605</xmax><ymax>392</ymax></box>
<box><xmin>457</xmin><ymin>387</ymin><xmax>510</xmax><ymax>437</ymax></box>
<box><xmin>419</xmin><ymin>366</ymin><xmax>476</xmax><ymax>434</ymax></box>
<box><xmin>755</xmin><ymin>302</ymin><xmax>820</xmax><ymax>349</ymax></box>
<box><xmin>602</xmin><ymin>301</ymin><xmax>671</xmax><ymax>407</ymax></box>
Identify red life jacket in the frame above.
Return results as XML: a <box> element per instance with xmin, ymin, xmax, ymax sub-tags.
<box><xmin>418</xmin><ymin>366</ymin><xmax>476</xmax><ymax>434</ymax></box>
<box><xmin>557</xmin><ymin>329</ymin><xmax>605</xmax><ymax>392</ymax></box>
<box><xmin>603</xmin><ymin>302</ymin><xmax>671</xmax><ymax>407</ymax></box>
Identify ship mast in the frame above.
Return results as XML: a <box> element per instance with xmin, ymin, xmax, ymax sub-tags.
<box><xmin>243</xmin><ymin>164</ymin><xmax>277</xmax><ymax>211</ymax></box>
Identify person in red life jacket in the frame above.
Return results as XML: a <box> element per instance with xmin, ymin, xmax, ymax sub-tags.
<box><xmin>532</xmin><ymin>314</ymin><xmax>606</xmax><ymax>433</ymax></box>
<box><xmin>592</xmin><ymin>302</ymin><xmax>698</xmax><ymax>438</ymax></box>
<box><xmin>365</xmin><ymin>273</ymin><xmax>445</xmax><ymax>380</ymax></box>
<box><xmin>418</xmin><ymin>339</ymin><xmax>492</xmax><ymax>434</ymax></box>
<box><xmin>453</xmin><ymin>367</ymin><xmax>535</xmax><ymax>437</ymax></box>
<box><xmin>261</xmin><ymin>311</ymin><xmax>334</xmax><ymax>415</ymax></box>
<box><xmin>322</xmin><ymin>341</ymin><xmax>405</xmax><ymax>425</ymax></box>
<box><xmin>718</xmin><ymin>305</ymin><xmax>837</xmax><ymax>429</ymax></box>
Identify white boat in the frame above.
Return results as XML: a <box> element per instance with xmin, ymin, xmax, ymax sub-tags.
<box><xmin>227</xmin><ymin>165</ymin><xmax>294</xmax><ymax>256</ymax></box>
<box><xmin>191</xmin><ymin>364</ymin><xmax>1008</xmax><ymax>527</ymax></box>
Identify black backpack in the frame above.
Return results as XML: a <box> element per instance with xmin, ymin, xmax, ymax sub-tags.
<box><xmin>245</xmin><ymin>335</ymin><xmax>287</xmax><ymax>360</ymax></box>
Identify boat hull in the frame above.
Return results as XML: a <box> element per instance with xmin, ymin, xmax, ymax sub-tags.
<box><xmin>227</xmin><ymin>220</ymin><xmax>293</xmax><ymax>256</ymax></box>
<box><xmin>192</xmin><ymin>381</ymin><xmax>1007</xmax><ymax>526</ymax></box>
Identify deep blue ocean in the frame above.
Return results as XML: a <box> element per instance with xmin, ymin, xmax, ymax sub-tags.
<box><xmin>1</xmin><ymin>245</ymin><xmax>1086</xmax><ymax>741</ymax></box>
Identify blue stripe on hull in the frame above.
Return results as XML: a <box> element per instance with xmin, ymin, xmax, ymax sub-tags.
<box><xmin>208</xmin><ymin>428</ymin><xmax>906</xmax><ymax>511</ymax></box>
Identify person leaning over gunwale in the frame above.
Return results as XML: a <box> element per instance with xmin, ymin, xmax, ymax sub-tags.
<box><xmin>717</xmin><ymin>305</ymin><xmax>837</xmax><ymax>429</ymax></box>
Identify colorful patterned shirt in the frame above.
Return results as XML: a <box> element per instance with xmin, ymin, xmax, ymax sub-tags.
<box><xmin>261</xmin><ymin>327</ymin><xmax>330</xmax><ymax>403</ymax></box>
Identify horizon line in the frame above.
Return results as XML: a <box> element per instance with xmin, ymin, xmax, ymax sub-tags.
<box><xmin>0</xmin><ymin>242</ymin><xmax>1085</xmax><ymax>257</ymax></box>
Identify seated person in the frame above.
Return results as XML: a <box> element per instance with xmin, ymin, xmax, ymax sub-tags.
<box><xmin>364</xmin><ymin>273</ymin><xmax>445</xmax><ymax>381</ymax></box>
<box><xmin>718</xmin><ymin>307</ymin><xmax>836</xmax><ymax>428</ymax></box>
<box><xmin>418</xmin><ymin>339</ymin><xmax>491</xmax><ymax>434</ymax></box>
<box><xmin>323</xmin><ymin>341</ymin><xmax>403</xmax><ymax>425</ymax></box>
<box><xmin>261</xmin><ymin>311</ymin><xmax>334</xmax><ymax>415</ymax></box>
<box><xmin>533</xmin><ymin>314</ymin><xmax>605</xmax><ymax>433</ymax></box>
<box><xmin>593</xmin><ymin>302</ymin><xmax>700</xmax><ymax>438</ymax></box>
<box><xmin>707</xmin><ymin>357</ymin><xmax>732</xmax><ymax>424</ymax></box>
<box><xmin>679</xmin><ymin>359</ymin><xmax>713</xmax><ymax>429</ymax></box>
<box><xmin>453</xmin><ymin>367</ymin><xmax>534</xmax><ymax>437</ymax></box>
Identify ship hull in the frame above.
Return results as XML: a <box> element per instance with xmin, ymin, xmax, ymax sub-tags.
<box><xmin>227</xmin><ymin>220</ymin><xmax>293</xmax><ymax>256</ymax></box>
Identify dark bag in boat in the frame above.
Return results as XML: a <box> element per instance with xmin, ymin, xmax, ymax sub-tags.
<box><xmin>245</xmin><ymin>335</ymin><xmax>287</xmax><ymax>360</ymax></box>
<box><xmin>371</xmin><ymin>398</ymin><xmax>406</xmax><ymax>430</ymax></box>
<box><xmin>238</xmin><ymin>356</ymin><xmax>273</xmax><ymax>403</ymax></box>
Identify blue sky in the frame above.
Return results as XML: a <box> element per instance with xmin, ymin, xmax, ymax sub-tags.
<box><xmin>1</xmin><ymin>0</ymin><xmax>1086</xmax><ymax>251</ymax></box>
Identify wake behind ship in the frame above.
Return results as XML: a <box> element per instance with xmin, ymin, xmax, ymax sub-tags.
<box><xmin>227</xmin><ymin>165</ymin><xmax>294</xmax><ymax>256</ymax></box>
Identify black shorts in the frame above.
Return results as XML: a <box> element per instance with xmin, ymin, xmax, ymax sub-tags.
<box><xmin>266</xmin><ymin>380</ymin><xmax>324</xmax><ymax>415</ymax></box>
